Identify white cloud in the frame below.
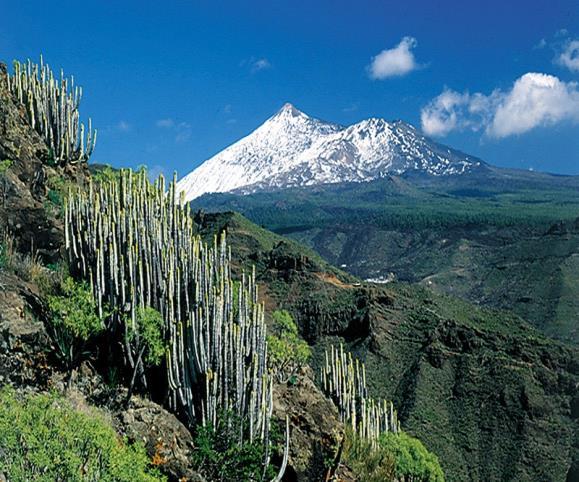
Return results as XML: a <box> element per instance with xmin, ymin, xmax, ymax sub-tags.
<box><xmin>421</xmin><ymin>73</ymin><xmax>579</xmax><ymax>138</ymax></box>
<box><xmin>557</xmin><ymin>39</ymin><xmax>579</xmax><ymax>72</ymax></box>
<box><xmin>489</xmin><ymin>73</ymin><xmax>579</xmax><ymax>137</ymax></box>
<box><xmin>368</xmin><ymin>37</ymin><xmax>419</xmax><ymax>79</ymax></box>
<box><xmin>156</xmin><ymin>118</ymin><xmax>174</xmax><ymax>128</ymax></box>
<box><xmin>420</xmin><ymin>89</ymin><xmax>472</xmax><ymax>137</ymax></box>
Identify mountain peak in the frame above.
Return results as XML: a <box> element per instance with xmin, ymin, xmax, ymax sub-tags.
<box><xmin>176</xmin><ymin>107</ymin><xmax>483</xmax><ymax>201</ymax></box>
<box><xmin>274</xmin><ymin>102</ymin><xmax>306</xmax><ymax>119</ymax></box>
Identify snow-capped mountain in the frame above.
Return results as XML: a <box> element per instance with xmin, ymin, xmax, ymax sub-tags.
<box><xmin>177</xmin><ymin>103</ymin><xmax>483</xmax><ymax>201</ymax></box>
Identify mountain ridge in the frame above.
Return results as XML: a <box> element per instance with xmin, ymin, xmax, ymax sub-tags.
<box><xmin>176</xmin><ymin>103</ymin><xmax>484</xmax><ymax>201</ymax></box>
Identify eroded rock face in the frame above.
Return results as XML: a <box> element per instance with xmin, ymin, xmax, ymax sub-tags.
<box><xmin>114</xmin><ymin>396</ymin><xmax>203</xmax><ymax>482</ymax></box>
<box><xmin>0</xmin><ymin>271</ymin><xmax>52</xmax><ymax>388</ymax></box>
<box><xmin>273</xmin><ymin>372</ymin><xmax>343</xmax><ymax>482</ymax></box>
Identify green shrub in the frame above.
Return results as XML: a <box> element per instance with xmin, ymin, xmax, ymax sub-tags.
<box><xmin>44</xmin><ymin>173</ymin><xmax>76</xmax><ymax>218</ymax></box>
<box><xmin>342</xmin><ymin>429</ymin><xmax>396</xmax><ymax>482</ymax></box>
<box><xmin>0</xmin><ymin>388</ymin><xmax>164</xmax><ymax>481</ymax></box>
<box><xmin>47</xmin><ymin>276</ymin><xmax>104</xmax><ymax>370</ymax></box>
<box><xmin>267</xmin><ymin>310</ymin><xmax>311</xmax><ymax>383</ymax></box>
<box><xmin>191</xmin><ymin>412</ymin><xmax>277</xmax><ymax>481</ymax></box>
<box><xmin>341</xmin><ymin>430</ymin><xmax>444</xmax><ymax>482</ymax></box>
<box><xmin>91</xmin><ymin>165</ymin><xmax>120</xmax><ymax>185</ymax></box>
<box><xmin>125</xmin><ymin>307</ymin><xmax>166</xmax><ymax>399</ymax></box>
<box><xmin>379</xmin><ymin>432</ymin><xmax>445</xmax><ymax>482</ymax></box>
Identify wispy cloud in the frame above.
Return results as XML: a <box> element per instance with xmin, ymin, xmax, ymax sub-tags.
<box><xmin>421</xmin><ymin>73</ymin><xmax>579</xmax><ymax>138</ymax></box>
<box><xmin>175</xmin><ymin>122</ymin><xmax>192</xmax><ymax>143</ymax></box>
<box><xmin>117</xmin><ymin>120</ymin><xmax>131</xmax><ymax>132</ymax></box>
<box><xmin>251</xmin><ymin>58</ymin><xmax>271</xmax><ymax>73</ymax></box>
<box><xmin>368</xmin><ymin>37</ymin><xmax>420</xmax><ymax>79</ymax></box>
<box><xmin>241</xmin><ymin>57</ymin><xmax>273</xmax><ymax>74</ymax></box>
<box><xmin>155</xmin><ymin>118</ymin><xmax>192</xmax><ymax>142</ymax></box>
<box><xmin>156</xmin><ymin>118</ymin><xmax>175</xmax><ymax>128</ymax></box>
<box><xmin>342</xmin><ymin>102</ymin><xmax>359</xmax><ymax>113</ymax></box>
<box><xmin>556</xmin><ymin>39</ymin><xmax>579</xmax><ymax>72</ymax></box>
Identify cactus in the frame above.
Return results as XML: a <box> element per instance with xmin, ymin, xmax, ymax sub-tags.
<box><xmin>6</xmin><ymin>56</ymin><xmax>96</xmax><ymax>165</ymax></box>
<box><xmin>65</xmin><ymin>169</ymin><xmax>287</xmax><ymax>479</ymax></box>
<box><xmin>321</xmin><ymin>344</ymin><xmax>400</xmax><ymax>446</ymax></box>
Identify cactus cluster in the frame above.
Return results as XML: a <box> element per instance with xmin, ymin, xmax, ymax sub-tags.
<box><xmin>6</xmin><ymin>57</ymin><xmax>96</xmax><ymax>164</ymax></box>
<box><xmin>321</xmin><ymin>344</ymin><xmax>400</xmax><ymax>445</ymax></box>
<box><xmin>65</xmin><ymin>169</ymin><xmax>287</xmax><ymax>479</ymax></box>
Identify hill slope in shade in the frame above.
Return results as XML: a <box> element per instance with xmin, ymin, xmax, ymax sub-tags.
<box><xmin>177</xmin><ymin>103</ymin><xmax>482</xmax><ymax>201</ymax></box>
<box><xmin>193</xmin><ymin>211</ymin><xmax>579</xmax><ymax>482</ymax></box>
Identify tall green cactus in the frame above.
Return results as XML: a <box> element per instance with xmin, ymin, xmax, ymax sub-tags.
<box><xmin>321</xmin><ymin>344</ymin><xmax>400</xmax><ymax>446</ymax></box>
<box><xmin>65</xmin><ymin>169</ymin><xmax>287</xmax><ymax>480</ymax></box>
<box><xmin>6</xmin><ymin>56</ymin><xmax>96</xmax><ymax>165</ymax></box>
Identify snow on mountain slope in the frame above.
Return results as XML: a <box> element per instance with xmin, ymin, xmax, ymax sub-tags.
<box><xmin>177</xmin><ymin>103</ymin><xmax>482</xmax><ymax>201</ymax></box>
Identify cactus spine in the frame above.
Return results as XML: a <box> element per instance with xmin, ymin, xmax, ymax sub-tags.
<box><xmin>65</xmin><ymin>169</ymin><xmax>287</xmax><ymax>479</ymax></box>
<box><xmin>321</xmin><ymin>344</ymin><xmax>400</xmax><ymax>446</ymax></box>
<box><xmin>6</xmin><ymin>56</ymin><xmax>96</xmax><ymax>164</ymax></box>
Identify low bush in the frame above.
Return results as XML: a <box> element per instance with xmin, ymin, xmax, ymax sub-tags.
<box><xmin>341</xmin><ymin>429</ymin><xmax>445</xmax><ymax>482</ymax></box>
<box><xmin>0</xmin><ymin>388</ymin><xmax>165</xmax><ymax>481</ymax></box>
<box><xmin>47</xmin><ymin>276</ymin><xmax>104</xmax><ymax>371</ymax></box>
<box><xmin>379</xmin><ymin>432</ymin><xmax>445</xmax><ymax>482</ymax></box>
<box><xmin>191</xmin><ymin>411</ymin><xmax>278</xmax><ymax>481</ymax></box>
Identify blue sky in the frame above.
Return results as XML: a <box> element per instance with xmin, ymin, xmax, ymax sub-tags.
<box><xmin>1</xmin><ymin>0</ymin><xmax>578</xmax><ymax>176</ymax></box>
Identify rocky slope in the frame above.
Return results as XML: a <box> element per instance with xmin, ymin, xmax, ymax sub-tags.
<box><xmin>176</xmin><ymin>103</ymin><xmax>483</xmax><ymax>201</ymax></box>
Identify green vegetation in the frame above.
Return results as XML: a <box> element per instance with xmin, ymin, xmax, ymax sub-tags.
<box><xmin>0</xmin><ymin>159</ymin><xmax>13</xmax><ymax>206</ymax></box>
<box><xmin>125</xmin><ymin>306</ymin><xmax>166</xmax><ymax>400</ymax></box>
<box><xmin>267</xmin><ymin>310</ymin><xmax>311</xmax><ymax>383</ymax></box>
<box><xmin>0</xmin><ymin>388</ymin><xmax>164</xmax><ymax>482</ymax></box>
<box><xmin>191</xmin><ymin>174</ymin><xmax>579</xmax><ymax>233</ymax></box>
<box><xmin>44</xmin><ymin>172</ymin><xmax>77</xmax><ymax>218</ymax></box>
<box><xmin>90</xmin><ymin>164</ymin><xmax>120</xmax><ymax>185</ymax></box>
<box><xmin>341</xmin><ymin>429</ymin><xmax>396</xmax><ymax>482</ymax></box>
<box><xmin>379</xmin><ymin>432</ymin><xmax>445</xmax><ymax>482</ymax></box>
<box><xmin>340</xmin><ymin>428</ymin><xmax>444</xmax><ymax>482</ymax></box>
<box><xmin>191</xmin><ymin>412</ymin><xmax>278</xmax><ymax>482</ymax></box>
<box><xmin>47</xmin><ymin>276</ymin><xmax>104</xmax><ymax>372</ymax></box>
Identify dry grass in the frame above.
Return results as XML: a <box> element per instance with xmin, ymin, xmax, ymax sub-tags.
<box><xmin>0</xmin><ymin>231</ymin><xmax>49</xmax><ymax>286</ymax></box>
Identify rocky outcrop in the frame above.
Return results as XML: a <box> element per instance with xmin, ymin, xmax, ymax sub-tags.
<box><xmin>114</xmin><ymin>396</ymin><xmax>203</xmax><ymax>482</ymax></box>
<box><xmin>273</xmin><ymin>372</ymin><xmax>343</xmax><ymax>482</ymax></box>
